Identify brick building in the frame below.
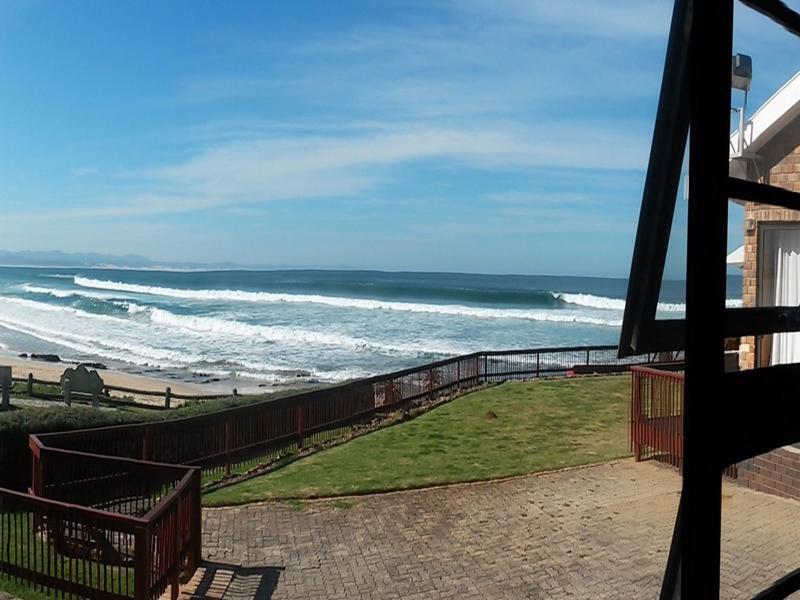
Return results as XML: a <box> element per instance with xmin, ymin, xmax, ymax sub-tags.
<box><xmin>728</xmin><ymin>71</ymin><xmax>800</xmax><ymax>497</ymax></box>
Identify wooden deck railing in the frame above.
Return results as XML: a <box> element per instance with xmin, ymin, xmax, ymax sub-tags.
<box><xmin>630</xmin><ymin>365</ymin><xmax>736</xmax><ymax>477</ymax></box>
<box><xmin>34</xmin><ymin>345</ymin><xmax>676</xmax><ymax>484</ymax></box>
<box><xmin>16</xmin><ymin>436</ymin><xmax>202</xmax><ymax>600</ymax></box>
<box><xmin>0</xmin><ymin>343</ymin><xmax>678</xmax><ymax>599</ymax></box>
<box><xmin>630</xmin><ymin>365</ymin><xmax>686</xmax><ymax>469</ymax></box>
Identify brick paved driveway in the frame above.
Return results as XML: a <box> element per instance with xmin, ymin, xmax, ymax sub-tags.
<box><xmin>201</xmin><ymin>460</ymin><xmax>800</xmax><ymax>599</ymax></box>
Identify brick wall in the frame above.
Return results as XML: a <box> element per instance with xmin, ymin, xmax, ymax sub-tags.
<box><xmin>736</xmin><ymin>147</ymin><xmax>800</xmax><ymax>500</ymax></box>
<box><xmin>739</xmin><ymin>145</ymin><xmax>800</xmax><ymax>370</ymax></box>
<box><xmin>738</xmin><ymin>447</ymin><xmax>800</xmax><ymax>500</ymax></box>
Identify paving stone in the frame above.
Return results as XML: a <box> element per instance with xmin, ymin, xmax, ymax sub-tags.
<box><xmin>197</xmin><ymin>460</ymin><xmax>800</xmax><ymax>599</ymax></box>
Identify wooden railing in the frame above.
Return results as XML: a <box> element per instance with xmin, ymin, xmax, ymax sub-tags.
<box><xmin>630</xmin><ymin>365</ymin><xmax>685</xmax><ymax>469</ymax></box>
<box><xmin>0</xmin><ymin>343</ymin><xmax>677</xmax><ymax>599</ymax></box>
<box><xmin>10</xmin><ymin>373</ymin><xmax>236</xmax><ymax>410</ymax></box>
<box><xmin>630</xmin><ymin>365</ymin><xmax>736</xmax><ymax>477</ymax></box>
<box><xmin>17</xmin><ymin>436</ymin><xmax>202</xmax><ymax>600</ymax></box>
<box><xmin>0</xmin><ymin>459</ymin><xmax>200</xmax><ymax>600</ymax></box>
<box><xmin>35</xmin><ymin>345</ymin><xmax>674</xmax><ymax>484</ymax></box>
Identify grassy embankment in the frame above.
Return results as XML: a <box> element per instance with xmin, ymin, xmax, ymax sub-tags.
<box><xmin>205</xmin><ymin>375</ymin><xmax>631</xmax><ymax>506</ymax></box>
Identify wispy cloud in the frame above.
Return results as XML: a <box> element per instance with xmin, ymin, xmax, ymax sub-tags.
<box><xmin>454</xmin><ymin>0</ymin><xmax>673</xmax><ymax>39</ymax></box>
<box><xmin>70</xmin><ymin>166</ymin><xmax>98</xmax><ymax>177</ymax></box>
<box><xmin>14</xmin><ymin>120</ymin><xmax>648</xmax><ymax>220</ymax></box>
<box><xmin>0</xmin><ymin>1</ymin><xmax>683</xmax><ymax>271</ymax></box>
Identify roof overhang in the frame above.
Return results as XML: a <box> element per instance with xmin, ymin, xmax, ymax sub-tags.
<box><xmin>727</xmin><ymin>245</ymin><xmax>744</xmax><ymax>268</ymax></box>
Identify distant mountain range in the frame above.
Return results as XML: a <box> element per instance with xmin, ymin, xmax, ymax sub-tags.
<box><xmin>0</xmin><ymin>250</ymin><xmax>245</xmax><ymax>271</ymax></box>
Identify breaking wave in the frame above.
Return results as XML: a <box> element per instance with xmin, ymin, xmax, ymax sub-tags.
<box><xmin>554</xmin><ymin>292</ymin><xmax>742</xmax><ymax>312</ymax></box>
<box><xmin>75</xmin><ymin>277</ymin><xmax>621</xmax><ymax>325</ymax></box>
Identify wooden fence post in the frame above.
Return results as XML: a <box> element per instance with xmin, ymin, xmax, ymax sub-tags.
<box><xmin>297</xmin><ymin>404</ymin><xmax>304</xmax><ymax>449</ymax></box>
<box><xmin>134</xmin><ymin>525</ymin><xmax>151</xmax><ymax>600</ymax></box>
<box><xmin>171</xmin><ymin>505</ymin><xmax>180</xmax><ymax>600</ymax></box>
<box><xmin>188</xmin><ymin>469</ymin><xmax>202</xmax><ymax>576</ymax></box>
<box><xmin>224</xmin><ymin>417</ymin><xmax>231</xmax><ymax>476</ymax></box>
<box><xmin>0</xmin><ymin>366</ymin><xmax>10</xmax><ymax>410</ymax></box>
<box><xmin>27</xmin><ymin>373</ymin><xmax>33</xmax><ymax>396</ymax></box>
<box><xmin>63</xmin><ymin>377</ymin><xmax>71</xmax><ymax>406</ymax></box>
<box><xmin>165</xmin><ymin>387</ymin><xmax>171</xmax><ymax>409</ymax></box>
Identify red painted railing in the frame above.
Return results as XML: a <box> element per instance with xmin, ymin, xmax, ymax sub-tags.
<box><xmin>630</xmin><ymin>365</ymin><xmax>685</xmax><ymax>469</ymax></box>
<box><xmin>35</xmin><ymin>346</ymin><xmax>672</xmax><ymax>484</ymax></box>
<box><xmin>630</xmin><ymin>365</ymin><xmax>736</xmax><ymax>478</ymax></box>
<box><xmin>1</xmin><ymin>437</ymin><xmax>202</xmax><ymax>600</ymax></box>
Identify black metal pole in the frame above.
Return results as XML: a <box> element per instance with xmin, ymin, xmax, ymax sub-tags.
<box><xmin>681</xmin><ymin>0</ymin><xmax>733</xmax><ymax>596</ymax></box>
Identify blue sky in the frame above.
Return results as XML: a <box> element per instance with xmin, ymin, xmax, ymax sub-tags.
<box><xmin>1</xmin><ymin>1</ymin><xmax>799</xmax><ymax>277</ymax></box>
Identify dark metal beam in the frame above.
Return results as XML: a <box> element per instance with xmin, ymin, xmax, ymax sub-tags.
<box><xmin>719</xmin><ymin>364</ymin><xmax>800</xmax><ymax>466</ymax></box>
<box><xmin>681</xmin><ymin>0</ymin><xmax>732</xmax><ymax>595</ymax></box>
<box><xmin>618</xmin><ymin>0</ymin><xmax>692</xmax><ymax>358</ymax></box>
<box><xmin>619</xmin><ymin>307</ymin><xmax>800</xmax><ymax>355</ymax></box>
<box><xmin>726</xmin><ymin>306</ymin><xmax>800</xmax><ymax>337</ymax></box>
<box><xmin>749</xmin><ymin>567</ymin><xmax>800</xmax><ymax>600</ymax></box>
<box><xmin>660</xmin><ymin>496</ymin><xmax>683</xmax><ymax>600</ymax></box>
<box><xmin>739</xmin><ymin>0</ymin><xmax>800</xmax><ymax>38</ymax></box>
<box><xmin>728</xmin><ymin>177</ymin><xmax>800</xmax><ymax>211</ymax></box>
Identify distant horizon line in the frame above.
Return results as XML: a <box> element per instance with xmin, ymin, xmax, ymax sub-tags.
<box><xmin>0</xmin><ymin>261</ymin><xmax>742</xmax><ymax>283</ymax></box>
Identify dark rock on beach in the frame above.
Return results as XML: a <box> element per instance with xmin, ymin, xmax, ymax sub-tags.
<box><xmin>81</xmin><ymin>362</ymin><xmax>108</xmax><ymax>370</ymax></box>
<box><xmin>17</xmin><ymin>353</ymin><xmax>27</xmax><ymax>358</ymax></box>
<box><xmin>30</xmin><ymin>354</ymin><xmax>61</xmax><ymax>363</ymax></box>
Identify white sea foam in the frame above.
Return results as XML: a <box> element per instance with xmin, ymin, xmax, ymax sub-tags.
<box><xmin>22</xmin><ymin>284</ymin><xmax>120</xmax><ymax>301</ymax></box>
<box><xmin>0</xmin><ymin>297</ymin><xmax>466</xmax><ymax>379</ymax></box>
<box><xmin>554</xmin><ymin>292</ymin><xmax>742</xmax><ymax>312</ymax></box>
<box><xmin>0</xmin><ymin>297</ymin><xmax>204</xmax><ymax>366</ymax></box>
<box><xmin>118</xmin><ymin>301</ymin><xmax>149</xmax><ymax>314</ymax></box>
<box><xmin>75</xmin><ymin>276</ymin><xmax>623</xmax><ymax>325</ymax></box>
<box><xmin>143</xmin><ymin>305</ymin><xmax>467</xmax><ymax>356</ymax></box>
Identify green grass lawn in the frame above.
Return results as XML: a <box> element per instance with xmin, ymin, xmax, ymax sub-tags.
<box><xmin>204</xmin><ymin>375</ymin><xmax>632</xmax><ymax>506</ymax></box>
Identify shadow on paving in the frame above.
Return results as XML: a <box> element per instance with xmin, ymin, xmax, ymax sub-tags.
<box><xmin>191</xmin><ymin>561</ymin><xmax>284</xmax><ymax>599</ymax></box>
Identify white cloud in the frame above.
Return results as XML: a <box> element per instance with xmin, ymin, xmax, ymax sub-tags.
<box><xmin>4</xmin><ymin>119</ymin><xmax>649</xmax><ymax>221</ymax></box>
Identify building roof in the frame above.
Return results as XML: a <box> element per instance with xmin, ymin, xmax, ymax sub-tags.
<box><xmin>730</xmin><ymin>70</ymin><xmax>800</xmax><ymax>179</ymax></box>
<box><xmin>726</xmin><ymin>72</ymin><xmax>800</xmax><ymax>267</ymax></box>
<box><xmin>727</xmin><ymin>245</ymin><xmax>744</xmax><ymax>268</ymax></box>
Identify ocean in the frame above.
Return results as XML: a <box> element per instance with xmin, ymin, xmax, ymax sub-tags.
<box><xmin>0</xmin><ymin>267</ymin><xmax>742</xmax><ymax>388</ymax></box>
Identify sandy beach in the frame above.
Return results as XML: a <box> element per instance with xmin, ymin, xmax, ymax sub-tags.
<box><xmin>0</xmin><ymin>354</ymin><xmax>210</xmax><ymax>399</ymax></box>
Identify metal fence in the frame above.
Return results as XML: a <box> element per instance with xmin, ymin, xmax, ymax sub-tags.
<box><xmin>0</xmin><ymin>344</ymin><xmax>675</xmax><ymax>599</ymax></box>
<box><xmin>36</xmin><ymin>345</ymin><xmax>673</xmax><ymax>483</ymax></box>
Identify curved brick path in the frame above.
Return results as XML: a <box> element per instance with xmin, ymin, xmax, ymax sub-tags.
<box><xmin>199</xmin><ymin>460</ymin><xmax>800</xmax><ymax>599</ymax></box>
